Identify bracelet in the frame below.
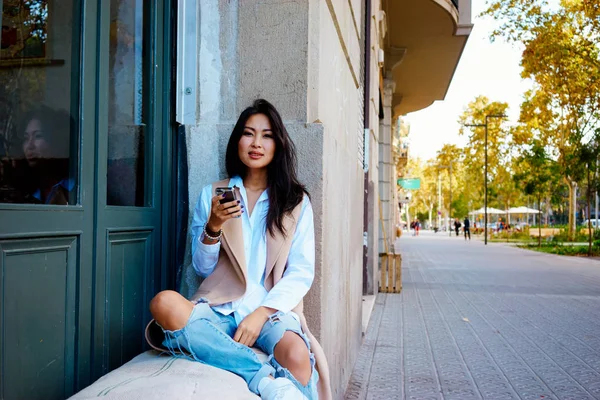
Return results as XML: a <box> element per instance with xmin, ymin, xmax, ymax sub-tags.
<box><xmin>203</xmin><ymin>223</ymin><xmax>222</xmax><ymax>241</ymax></box>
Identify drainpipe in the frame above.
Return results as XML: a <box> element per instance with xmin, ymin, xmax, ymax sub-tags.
<box><xmin>363</xmin><ymin>0</ymin><xmax>372</xmax><ymax>295</ymax></box>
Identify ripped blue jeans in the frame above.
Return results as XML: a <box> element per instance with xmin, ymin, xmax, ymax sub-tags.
<box><xmin>160</xmin><ymin>299</ymin><xmax>319</xmax><ymax>399</ymax></box>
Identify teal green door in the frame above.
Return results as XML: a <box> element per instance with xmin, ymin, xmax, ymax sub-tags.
<box><xmin>92</xmin><ymin>0</ymin><xmax>168</xmax><ymax>379</ymax></box>
<box><xmin>0</xmin><ymin>1</ymin><xmax>171</xmax><ymax>398</ymax></box>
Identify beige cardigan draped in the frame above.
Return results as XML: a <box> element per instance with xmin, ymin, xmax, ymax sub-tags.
<box><xmin>145</xmin><ymin>180</ymin><xmax>332</xmax><ymax>400</ymax></box>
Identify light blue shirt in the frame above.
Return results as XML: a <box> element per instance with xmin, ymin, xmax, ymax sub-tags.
<box><xmin>33</xmin><ymin>178</ymin><xmax>75</xmax><ymax>204</ymax></box>
<box><xmin>190</xmin><ymin>176</ymin><xmax>315</xmax><ymax>324</ymax></box>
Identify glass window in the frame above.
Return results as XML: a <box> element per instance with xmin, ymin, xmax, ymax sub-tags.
<box><xmin>0</xmin><ymin>0</ymin><xmax>78</xmax><ymax>205</ymax></box>
<box><xmin>106</xmin><ymin>0</ymin><xmax>149</xmax><ymax>207</ymax></box>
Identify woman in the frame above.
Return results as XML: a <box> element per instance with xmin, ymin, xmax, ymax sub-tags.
<box><xmin>20</xmin><ymin>106</ymin><xmax>73</xmax><ymax>204</ymax></box>
<box><xmin>454</xmin><ymin>218</ymin><xmax>461</xmax><ymax>237</ymax></box>
<box><xmin>147</xmin><ymin>99</ymin><xmax>331</xmax><ymax>400</ymax></box>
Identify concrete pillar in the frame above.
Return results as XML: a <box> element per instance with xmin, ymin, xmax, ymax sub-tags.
<box><xmin>364</xmin><ymin>0</ymin><xmax>383</xmax><ymax>297</ymax></box>
<box><xmin>366</xmin><ymin>127</ymin><xmax>379</xmax><ymax>295</ymax></box>
<box><xmin>236</xmin><ymin>2</ymin><xmax>326</xmax><ymax>341</ymax></box>
<box><xmin>379</xmin><ymin>79</ymin><xmax>395</xmax><ymax>254</ymax></box>
<box><xmin>237</xmin><ymin>2</ymin><xmax>310</xmax><ymax>121</ymax></box>
<box><xmin>391</xmin><ymin>117</ymin><xmax>400</xmax><ymax>249</ymax></box>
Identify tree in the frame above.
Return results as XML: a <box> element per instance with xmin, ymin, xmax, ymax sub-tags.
<box><xmin>576</xmin><ymin>140</ymin><xmax>600</xmax><ymax>255</ymax></box>
<box><xmin>409</xmin><ymin>148</ymin><xmax>468</xmax><ymax>230</ymax></box>
<box><xmin>403</xmin><ymin>157</ymin><xmax>422</xmax><ymax>227</ymax></box>
<box><xmin>451</xmin><ymin>192</ymin><xmax>470</xmax><ymax>222</ymax></box>
<box><xmin>514</xmin><ymin>141</ymin><xmax>560</xmax><ymax>246</ymax></box>
<box><xmin>419</xmin><ymin>163</ymin><xmax>439</xmax><ymax>229</ymax></box>
<box><xmin>407</xmin><ymin>158</ymin><xmax>438</xmax><ymax>229</ymax></box>
<box><xmin>434</xmin><ymin>144</ymin><xmax>464</xmax><ymax>227</ymax></box>
<box><xmin>493</xmin><ymin>160</ymin><xmax>522</xmax><ymax>225</ymax></box>
<box><xmin>484</xmin><ymin>0</ymin><xmax>600</xmax><ymax>240</ymax></box>
<box><xmin>458</xmin><ymin>96</ymin><xmax>511</xmax><ymax>210</ymax></box>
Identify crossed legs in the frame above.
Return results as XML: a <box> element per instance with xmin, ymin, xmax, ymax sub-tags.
<box><xmin>150</xmin><ymin>290</ymin><xmax>313</xmax><ymax>389</ymax></box>
<box><xmin>150</xmin><ymin>290</ymin><xmax>193</xmax><ymax>331</ymax></box>
<box><xmin>274</xmin><ymin>331</ymin><xmax>312</xmax><ymax>385</ymax></box>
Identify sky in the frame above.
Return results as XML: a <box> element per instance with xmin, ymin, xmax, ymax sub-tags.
<box><xmin>404</xmin><ymin>0</ymin><xmax>534</xmax><ymax>161</ymax></box>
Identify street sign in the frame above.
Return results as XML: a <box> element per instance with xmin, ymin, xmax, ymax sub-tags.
<box><xmin>397</xmin><ymin>178</ymin><xmax>421</xmax><ymax>189</ymax></box>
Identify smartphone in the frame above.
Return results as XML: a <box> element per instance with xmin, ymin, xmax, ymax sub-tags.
<box><xmin>215</xmin><ymin>187</ymin><xmax>237</xmax><ymax>204</ymax></box>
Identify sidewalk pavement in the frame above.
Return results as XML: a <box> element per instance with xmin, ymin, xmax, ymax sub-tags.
<box><xmin>345</xmin><ymin>231</ymin><xmax>600</xmax><ymax>400</ymax></box>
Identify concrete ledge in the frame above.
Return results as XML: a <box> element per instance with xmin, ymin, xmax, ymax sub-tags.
<box><xmin>362</xmin><ymin>295</ymin><xmax>377</xmax><ymax>337</ymax></box>
<box><xmin>530</xmin><ymin>228</ymin><xmax>561</xmax><ymax>237</ymax></box>
<box><xmin>69</xmin><ymin>351</ymin><xmax>259</xmax><ymax>400</ymax></box>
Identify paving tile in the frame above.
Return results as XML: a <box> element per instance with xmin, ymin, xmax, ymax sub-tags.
<box><xmin>345</xmin><ymin>232</ymin><xmax>600</xmax><ymax>400</ymax></box>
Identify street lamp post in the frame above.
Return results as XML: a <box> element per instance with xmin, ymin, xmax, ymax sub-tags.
<box><xmin>465</xmin><ymin>114</ymin><xmax>506</xmax><ymax>245</ymax></box>
<box><xmin>438</xmin><ymin>171</ymin><xmax>442</xmax><ymax>230</ymax></box>
<box><xmin>449</xmin><ymin>163</ymin><xmax>453</xmax><ymax>237</ymax></box>
<box><xmin>437</xmin><ymin>163</ymin><xmax>453</xmax><ymax>237</ymax></box>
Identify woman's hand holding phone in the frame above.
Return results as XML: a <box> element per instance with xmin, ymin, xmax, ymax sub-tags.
<box><xmin>207</xmin><ymin>191</ymin><xmax>244</xmax><ymax>233</ymax></box>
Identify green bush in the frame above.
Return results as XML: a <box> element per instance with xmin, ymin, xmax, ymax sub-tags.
<box><xmin>520</xmin><ymin>243</ymin><xmax>599</xmax><ymax>256</ymax></box>
<box><xmin>574</xmin><ymin>228</ymin><xmax>600</xmax><ymax>242</ymax></box>
<box><xmin>512</xmin><ymin>231</ymin><xmax>531</xmax><ymax>240</ymax></box>
<box><xmin>527</xmin><ymin>226</ymin><xmax>600</xmax><ymax>243</ymax></box>
<box><xmin>549</xmin><ymin>224</ymin><xmax>568</xmax><ymax>229</ymax></box>
<box><xmin>530</xmin><ymin>224</ymin><xmax>568</xmax><ymax>230</ymax></box>
<box><xmin>491</xmin><ymin>229</ymin><xmax>534</xmax><ymax>242</ymax></box>
<box><xmin>582</xmin><ymin>228</ymin><xmax>600</xmax><ymax>241</ymax></box>
<box><xmin>551</xmin><ymin>230</ymin><xmax>569</xmax><ymax>242</ymax></box>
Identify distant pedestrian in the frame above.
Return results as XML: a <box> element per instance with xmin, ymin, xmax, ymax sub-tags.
<box><xmin>453</xmin><ymin>218</ymin><xmax>461</xmax><ymax>237</ymax></box>
<box><xmin>415</xmin><ymin>219</ymin><xmax>420</xmax><ymax>236</ymax></box>
<box><xmin>463</xmin><ymin>216</ymin><xmax>471</xmax><ymax>240</ymax></box>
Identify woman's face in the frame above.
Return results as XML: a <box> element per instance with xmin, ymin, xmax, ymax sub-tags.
<box><xmin>22</xmin><ymin>119</ymin><xmax>52</xmax><ymax>167</ymax></box>
<box><xmin>238</xmin><ymin>113</ymin><xmax>276</xmax><ymax>171</ymax></box>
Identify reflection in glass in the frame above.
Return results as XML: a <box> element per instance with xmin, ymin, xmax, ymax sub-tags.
<box><xmin>107</xmin><ymin>0</ymin><xmax>148</xmax><ymax>207</ymax></box>
<box><xmin>0</xmin><ymin>0</ymin><xmax>78</xmax><ymax>205</ymax></box>
<box><xmin>20</xmin><ymin>106</ymin><xmax>74</xmax><ymax>204</ymax></box>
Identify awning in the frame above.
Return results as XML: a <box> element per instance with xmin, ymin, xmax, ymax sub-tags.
<box><xmin>470</xmin><ymin>207</ymin><xmax>506</xmax><ymax>215</ymax></box>
<box><xmin>507</xmin><ymin>206</ymin><xmax>540</xmax><ymax>214</ymax></box>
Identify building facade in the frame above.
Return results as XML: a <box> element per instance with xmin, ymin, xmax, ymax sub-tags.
<box><xmin>0</xmin><ymin>1</ymin><xmax>471</xmax><ymax>399</ymax></box>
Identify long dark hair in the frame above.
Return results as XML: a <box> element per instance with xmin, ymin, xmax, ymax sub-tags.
<box><xmin>19</xmin><ymin>105</ymin><xmax>71</xmax><ymax>193</ymax></box>
<box><xmin>225</xmin><ymin>99</ymin><xmax>308</xmax><ymax>237</ymax></box>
